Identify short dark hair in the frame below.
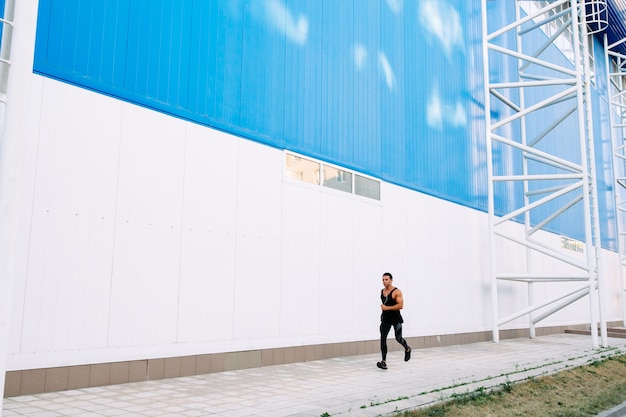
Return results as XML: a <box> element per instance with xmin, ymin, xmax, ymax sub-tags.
<box><xmin>383</xmin><ymin>272</ymin><xmax>393</xmax><ymax>280</ymax></box>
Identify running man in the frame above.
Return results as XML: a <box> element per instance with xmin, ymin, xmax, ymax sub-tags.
<box><xmin>377</xmin><ymin>272</ymin><xmax>411</xmax><ymax>370</ymax></box>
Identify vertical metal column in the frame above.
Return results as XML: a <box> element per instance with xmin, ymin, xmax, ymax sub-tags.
<box><xmin>482</xmin><ymin>0</ymin><xmax>606</xmax><ymax>348</ymax></box>
<box><xmin>481</xmin><ymin>0</ymin><xmax>499</xmax><ymax>344</ymax></box>
<box><xmin>605</xmin><ymin>34</ymin><xmax>626</xmax><ymax>325</ymax></box>
<box><xmin>579</xmin><ymin>0</ymin><xmax>608</xmax><ymax>348</ymax></box>
<box><xmin>0</xmin><ymin>0</ymin><xmax>16</xmax><ymax>412</ymax></box>
<box><xmin>514</xmin><ymin>3</ymin><xmax>536</xmax><ymax>340</ymax></box>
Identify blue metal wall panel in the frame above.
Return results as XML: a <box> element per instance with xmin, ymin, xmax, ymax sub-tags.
<box><xmin>32</xmin><ymin>0</ymin><xmax>618</xmax><ymax>249</ymax></box>
<box><xmin>0</xmin><ymin>0</ymin><xmax>6</xmax><ymax>45</ymax></box>
<box><xmin>592</xmin><ymin>35</ymin><xmax>618</xmax><ymax>251</ymax></box>
<box><xmin>34</xmin><ymin>0</ymin><xmax>487</xmax><ymax>203</ymax></box>
<box><xmin>607</xmin><ymin>0</ymin><xmax>626</xmax><ymax>55</ymax></box>
<box><xmin>0</xmin><ymin>1</ymin><xmax>4</xmax><ymax>21</ymax></box>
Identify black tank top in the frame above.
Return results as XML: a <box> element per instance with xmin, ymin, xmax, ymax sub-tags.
<box><xmin>381</xmin><ymin>288</ymin><xmax>403</xmax><ymax>324</ymax></box>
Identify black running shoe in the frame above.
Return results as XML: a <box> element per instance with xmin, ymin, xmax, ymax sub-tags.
<box><xmin>404</xmin><ymin>347</ymin><xmax>411</xmax><ymax>362</ymax></box>
<box><xmin>376</xmin><ymin>361</ymin><xmax>387</xmax><ymax>370</ymax></box>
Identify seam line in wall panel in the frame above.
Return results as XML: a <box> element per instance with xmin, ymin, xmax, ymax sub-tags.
<box><xmin>231</xmin><ymin>139</ymin><xmax>241</xmax><ymax>339</ymax></box>
<box><xmin>17</xmin><ymin>80</ymin><xmax>46</xmax><ymax>352</ymax></box>
<box><xmin>174</xmin><ymin>124</ymin><xmax>188</xmax><ymax>342</ymax></box>
<box><xmin>106</xmin><ymin>103</ymin><xmax>125</xmax><ymax>347</ymax></box>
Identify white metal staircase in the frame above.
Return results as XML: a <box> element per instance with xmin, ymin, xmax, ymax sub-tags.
<box><xmin>481</xmin><ymin>0</ymin><xmax>608</xmax><ymax>348</ymax></box>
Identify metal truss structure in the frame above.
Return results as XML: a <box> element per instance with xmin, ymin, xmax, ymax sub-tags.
<box><xmin>481</xmin><ymin>0</ymin><xmax>609</xmax><ymax>348</ymax></box>
<box><xmin>606</xmin><ymin>25</ymin><xmax>626</xmax><ymax>326</ymax></box>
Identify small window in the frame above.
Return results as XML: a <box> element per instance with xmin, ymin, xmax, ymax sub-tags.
<box><xmin>284</xmin><ymin>151</ymin><xmax>380</xmax><ymax>201</ymax></box>
<box><xmin>355</xmin><ymin>174</ymin><xmax>380</xmax><ymax>200</ymax></box>
<box><xmin>323</xmin><ymin>166</ymin><xmax>352</xmax><ymax>193</ymax></box>
<box><xmin>285</xmin><ymin>154</ymin><xmax>320</xmax><ymax>185</ymax></box>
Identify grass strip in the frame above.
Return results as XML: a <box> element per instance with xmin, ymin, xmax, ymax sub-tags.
<box><xmin>398</xmin><ymin>354</ymin><xmax>626</xmax><ymax>417</ymax></box>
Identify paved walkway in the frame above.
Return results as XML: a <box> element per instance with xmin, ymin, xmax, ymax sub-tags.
<box><xmin>3</xmin><ymin>333</ymin><xmax>626</xmax><ymax>417</ymax></box>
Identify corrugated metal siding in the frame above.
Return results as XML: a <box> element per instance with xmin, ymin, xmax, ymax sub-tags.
<box><xmin>32</xmin><ymin>0</ymin><xmax>618</xmax><ymax>248</ymax></box>
<box><xmin>591</xmin><ymin>35</ymin><xmax>618</xmax><ymax>250</ymax></box>
<box><xmin>607</xmin><ymin>0</ymin><xmax>626</xmax><ymax>54</ymax></box>
<box><xmin>0</xmin><ymin>0</ymin><xmax>5</xmax><ymax>45</ymax></box>
<box><xmin>33</xmin><ymin>0</ymin><xmax>489</xmax><ymax>207</ymax></box>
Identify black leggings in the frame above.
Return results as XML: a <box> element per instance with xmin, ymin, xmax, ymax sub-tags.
<box><xmin>380</xmin><ymin>322</ymin><xmax>409</xmax><ymax>361</ymax></box>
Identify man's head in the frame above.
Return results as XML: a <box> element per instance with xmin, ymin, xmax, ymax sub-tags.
<box><xmin>382</xmin><ymin>272</ymin><xmax>393</xmax><ymax>287</ymax></box>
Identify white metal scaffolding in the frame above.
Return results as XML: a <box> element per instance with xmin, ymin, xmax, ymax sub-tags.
<box><xmin>606</xmin><ymin>30</ymin><xmax>626</xmax><ymax>326</ymax></box>
<box><xmin>482</xmin><ymin>0</ymin><xmax>608</xmax><ymax>348</ymax></box>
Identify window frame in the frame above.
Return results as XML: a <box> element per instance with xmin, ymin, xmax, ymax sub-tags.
<box><xmin>283</xmin><ymin>151</ymin><xmax>382</xmax><ymax>202</ymax></box>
